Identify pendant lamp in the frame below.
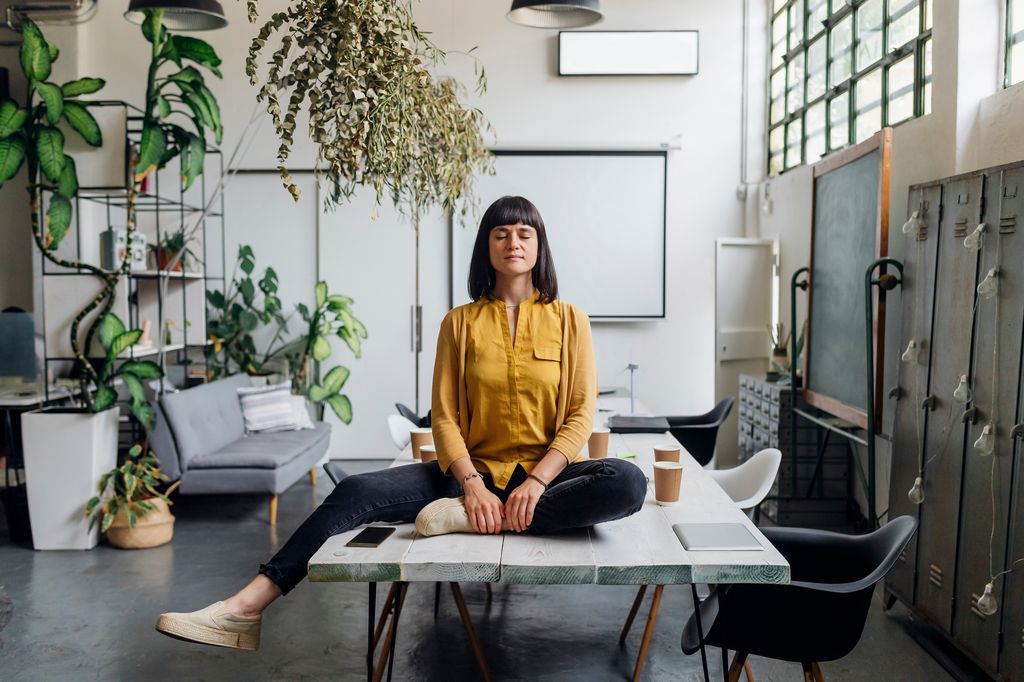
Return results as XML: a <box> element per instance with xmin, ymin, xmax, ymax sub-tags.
<box><xmin>125</xmin><ymin>0</ymin><xmax>227</xmax><ymax>30</ymax></box>
<box><xmin>507</xmin><ymin>0</ymin><xmax>603</xmax><ymax>29</ymax></box>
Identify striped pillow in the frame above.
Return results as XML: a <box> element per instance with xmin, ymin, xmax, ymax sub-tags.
<box><xmin>237</xmin><ymin>381</ymin><xmax>315</xmax><ymax>434</ymax></box>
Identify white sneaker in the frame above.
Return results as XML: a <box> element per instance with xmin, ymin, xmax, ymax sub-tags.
<box><xmin>156</xmin><ymin>601</ymin><xmax>261</xmax><ymax>651</ymax></box>
<box><xmin>415</xmin><ymin>497</ymin><xmax>474</xmax><ymax>536</ymax></box>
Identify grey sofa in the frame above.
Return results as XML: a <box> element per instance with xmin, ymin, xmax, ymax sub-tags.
<box><xmin>151</xmin><ymin>374</ymin><xmax>330</xmax><ymax>524</ymax></box>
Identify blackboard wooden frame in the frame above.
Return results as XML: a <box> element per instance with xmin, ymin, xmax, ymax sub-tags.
<box><xmin>804</xmin><ymin>128</ymin><xmax>892</xmax><ymax>430</ymax></box>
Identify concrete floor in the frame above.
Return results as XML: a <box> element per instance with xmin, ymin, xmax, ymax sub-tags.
<box><xmin>0</xmin><ymin>460</ymin><xmax>985</xmax><ymax>681</ymax></box>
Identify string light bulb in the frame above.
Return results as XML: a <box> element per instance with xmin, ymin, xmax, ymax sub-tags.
<box><xmin>901</xmin><ymin>339</ymin><xmax>920</xmax><ymax>364</ymax></box>
<box><xmin>964</xmin><ymin>223</ymin><xmax>986</xmax><ymax>251</ymax></box>
<box><xmin>974</xmin><ymin>422</ymin><xmax>996</xmax><ymax>455</ymax></box>
<box><xmin>953</xmin><ymin>374</ymin><xmax>973</xmax><ymax>403</ymax></box>
<box><xmin>976</xmin><ymin>581</ymin><xmax>999</xmax><ymax>616</ymax></box>
<box><xmin>977</xmin><ymin>267</ymin><xmax>999</xmax><ymax>299</ymax></box>
<box><xmin>902</xmin><ymin>211</ymin><xmax>922</xmax><ymax>235</ymax></box>
<box><xmin>907</xmin><ymin>476</ymin><xmax>925</xmax><ymax>505</ymax></box>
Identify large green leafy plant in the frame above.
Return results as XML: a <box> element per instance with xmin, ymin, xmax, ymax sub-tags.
<box><xmin>205</xmin><ymin>244</ymin><xmax>287</xmax><ymax>378</ymax></box>
<box><xmin>0</xmin><ymin>19</ymin><xmax>164</xmax><ymax>428</ymax></box>
<box><xmin>206</xmin><ymin>245</ymin><xmax>366</xmax><ymax>425</ymax></box>
<box><xmin>134</xmin><ymin>9</ymin><xmax>222</xmax><ymax>190</ymax></box>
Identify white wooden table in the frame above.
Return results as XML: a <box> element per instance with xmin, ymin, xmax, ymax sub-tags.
<box><xmin>309</xmin><ymin>408</ymin><xmax>789</xmax><ymax>681</ymax></box>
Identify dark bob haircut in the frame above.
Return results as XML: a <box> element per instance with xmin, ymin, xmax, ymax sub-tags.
<box><xmin>467</xmin><ymin>196</ymin><xmax>559</xmax><ymax>303</ymax></box>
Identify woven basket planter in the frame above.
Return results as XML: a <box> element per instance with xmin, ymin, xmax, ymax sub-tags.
<box><xmin>106</xmin><ymin>497</ymin><xmax>175</xmax><ymax>549</ymax></box>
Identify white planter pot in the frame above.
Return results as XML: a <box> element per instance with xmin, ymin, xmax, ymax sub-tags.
<box><xmin>21</xmin><ymin>407</ymin><xmax>119</xmax><ymax>550</ymax></box>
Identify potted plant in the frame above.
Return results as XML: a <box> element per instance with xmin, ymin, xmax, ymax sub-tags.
<box><xmin>0</xmin><ymin>19</ymin><xmax>142</xmax><ymax>550</ymax></box>
<box><xmin>86</xmin><ymin>442</ymin><xmax>180</xmax><ymax>549</ymax></box>
<box><xmin>21</xmin><ymin>312</ymin><xmax>163</xmax><ymax>549</ymax></box>
<box><xmin>154</xmin><ymin>227</ymin><xmax>202</xmax><ymax>272</ymax></box>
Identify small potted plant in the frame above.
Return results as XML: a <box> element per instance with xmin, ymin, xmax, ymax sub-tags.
<box><xmin>86</xmin><ymin>442</ymin><xmax>180</xmax><ymax>549</ymax></box>
<box><xmin>154</xmin><ymin>227</ymin><xmax>201</xmax><ymax>272</ymax></box>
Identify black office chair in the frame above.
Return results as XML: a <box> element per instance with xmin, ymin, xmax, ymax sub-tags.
<box><xmin>681</xmin><ymin>516</ymin><xmax>918</xmax><ymax>681</ymax></box>
<box><xmin>661</xmin><ymin>397</ymin><xmax>735</xmax><ymax>467</ymax></box>
<box><xmin>395</xmin><ymin>402</ymin><xmax>430</xmax><ymax>428</ymax></box>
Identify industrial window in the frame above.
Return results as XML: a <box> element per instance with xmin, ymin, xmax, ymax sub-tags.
<box><xmin>768</xmin><ymin>0</ymin><xmax>933</xmax><ymax>176</ymax></box>
<box><xmin>1008</xmin><ymin>0</ymin><xmax>1024</xmax><ymax>86</ymax></box>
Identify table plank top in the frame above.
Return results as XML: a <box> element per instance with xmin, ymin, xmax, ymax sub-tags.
<box><xmin>309</xmin><ymin>404</ymin><xmax>790</xmax><ymax>586</ymax></box>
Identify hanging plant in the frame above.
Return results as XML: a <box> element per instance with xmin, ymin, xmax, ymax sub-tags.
<box><xmin>243</xmin><ymin>0</ymin><xmax>494</xmax><ymax>215</ymax></box>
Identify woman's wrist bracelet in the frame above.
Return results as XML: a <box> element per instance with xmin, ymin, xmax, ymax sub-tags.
<box><xmin>461</xmin><ymin>471</ymin><xmax>484</xmax><ymax>489</ymax></box>
<box><xmin>526</xmin><ymin>473</ymin><xmax>549</xmax><ymax>490</ymax></box>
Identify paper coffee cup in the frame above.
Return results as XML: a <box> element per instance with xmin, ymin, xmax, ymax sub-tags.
<box><xmin>589</xmin><ymin>428</ymin><xmax>610</xmax><ymax>458</ymax></box>
<box><xmin>410</xmin><ymin>428</ymin><xmax>433</xmax><ymax>460</ymax></box>
<box><xmin>653</xmin><ymin>461</ymin><xmax>684</xmax><ymax>506</ymax></box>
<box><xmin>419</xmin><ymin>444</ymin><xmax>437</xmax><ymax>463</ymax></box>
<box><xmin>654</xmin><ymin>444</ymin><xmax>681</xmax><ymax>463</ymax></box>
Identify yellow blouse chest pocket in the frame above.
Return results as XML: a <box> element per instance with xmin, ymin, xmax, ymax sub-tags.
<box><xmin>534</xmin><ymin>346</ymin><xmax>561</xmax><ymax>361</ymax></box>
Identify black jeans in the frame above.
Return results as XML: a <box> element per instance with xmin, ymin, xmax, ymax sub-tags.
<box><xmin>259</xmin><ymin>458</ymin><xmax>648</xmax><ymax>594</ymax></box>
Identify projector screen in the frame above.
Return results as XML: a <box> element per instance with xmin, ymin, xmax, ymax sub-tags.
<box><xmin>450</xmin><ymin>151</ymin><xmax>667</xmax><ymax>319</ymax></box>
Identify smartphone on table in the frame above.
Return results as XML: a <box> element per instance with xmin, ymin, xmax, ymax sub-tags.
<box><xmin>345</xmin><ymin>526</ymin><xmax>396</xmax><ymax>548</ymax></box>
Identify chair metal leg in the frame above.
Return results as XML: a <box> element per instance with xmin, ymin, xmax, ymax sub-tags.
<box><xmin>310</xmin><ymin>467</ymin><xmax>317</xmax><ymax>486</ymax></box>
<box><xmin>268</xmin><ymin>494</ymin><xmax>278</xmax><ymax>525</ymax></box>
<box><xmin>484</xmin><ymin>582</ymin><xmax>492</xmax><ymax>599</ymax></box>
<box><xmin>620</xmin><ymin>585</ymin><xmax>648</xmax><ymax>643</ymax></box>
<box><xmin>722</xmin><ymin>647</ymin><xmax>729</xmax><ymax>682</ymax></box>
<box><xmin>450</xmin><ymin>582</ymin><xmax>492</xmax><ymax>682</ymax></box>
<box><xmin>433</xmin><ymin>581</ymin><xmax>442</xmax><ymax>619</ymax></box>
<box><xmin>631</xmin><ymin>585</ymin><xmax>664</xmax><ymax>682</ymax></box>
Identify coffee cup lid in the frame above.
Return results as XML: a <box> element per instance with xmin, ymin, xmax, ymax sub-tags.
<box><xmin>653</xmin><ymin>461</ymin><xmax>684</xmax><ymax>469</ymax></box>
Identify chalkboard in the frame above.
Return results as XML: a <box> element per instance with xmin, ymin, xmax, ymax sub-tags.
<box><xmin>805</xmin><ymin>129</ymin><xmax>891</xmax><ymax>429</ymax></box>
<box><xmin>450</xmin><ymin>150</ymin><xmax>667</xmax><ymax>318</ymax></box>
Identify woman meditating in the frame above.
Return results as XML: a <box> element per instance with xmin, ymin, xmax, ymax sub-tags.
<box><xmin>156</xmin><ymin>195</ymin><xmax>648</xmax><ymax>650</ymax></box>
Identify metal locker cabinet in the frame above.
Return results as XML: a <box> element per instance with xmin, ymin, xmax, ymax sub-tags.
<box><xmin>914</xmin><ymin>173</ymin><xmax>984</xmax><ymax>631</ymax></box>
<box><xmin>1001</xmin><ymin>311</ymin><xmax>1024</xmax><ymax>682</ymax></box>
<box><xmin>954</xmin><ymin>166</ymin><xmax>1024</xmax><ymax>672</ymax></box>
<box><xmin>886</xmin><ymin>182</ymin><xmax>943</xmax><ymax>605</ymax></box>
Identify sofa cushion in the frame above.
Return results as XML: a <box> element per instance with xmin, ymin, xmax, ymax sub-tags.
<box><xmin>188</xmin><ymin>422</ymin><xmax>330</xmax><ymax>469</ymax></box>
<box><xmin>160</xmin><ymin>374</ymin><xmax>252</xmax><ymax>469</ymax></box>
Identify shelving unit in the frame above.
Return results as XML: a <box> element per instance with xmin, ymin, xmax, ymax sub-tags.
<box><xmin>35</xmin><ymin>101</ymin><xmax>226</xmax><ymax>441</ymax></box>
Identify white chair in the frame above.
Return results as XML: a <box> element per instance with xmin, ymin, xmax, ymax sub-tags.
<box><xmin>708</xmin><ymin>447</ymin><xmax>782</xmax><ymax>518</ymax></box>
<box><xmin>386</xmin><ymin>414</ymin><xmax>418</xmax><ymax>451</ymax></box>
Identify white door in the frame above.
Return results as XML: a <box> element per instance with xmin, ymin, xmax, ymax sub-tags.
<box><xmin>318</xmin><ymin>191</ymin><xmax>447</xmax><ymax>459</ymax></box>
<box><xmin>715</xmin><ymin>238</ymin><xmax>777</xmax><ymax>468</ymax></box>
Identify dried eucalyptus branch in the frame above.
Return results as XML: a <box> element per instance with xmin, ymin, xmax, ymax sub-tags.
<box><xmin>243</xmin><ymin>0</ymin><xmax>493</xmax><ymax>217</ymax></box>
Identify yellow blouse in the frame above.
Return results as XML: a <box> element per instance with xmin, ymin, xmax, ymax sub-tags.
<box><xmin>431</xmin><ymin>291</ymin><xmax>597</xmax><ymax>489</ymax></box>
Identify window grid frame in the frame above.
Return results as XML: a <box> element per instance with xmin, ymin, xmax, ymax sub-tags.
<box><xmin>1007</xmin><ymin>0</ymin><xmax>1024</xmax><ymax>87</ymax></box>
<box><xmin>767</xmin><ymin>0</ymin><xmax>932</xmax><ymax>176</ymax></box>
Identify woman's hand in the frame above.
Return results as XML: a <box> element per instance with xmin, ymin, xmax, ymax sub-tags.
<box><xmin>504</xmin><ymin>477</ymin><xmax>546</xmax><ymax>532</ymax></box>
<box><xmin>463</xmin><ymin>478</ymin><xmax>504</xmax><ymax>534</ymax></box>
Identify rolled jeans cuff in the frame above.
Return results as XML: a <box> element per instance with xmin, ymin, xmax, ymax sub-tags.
<box><xmin>258</xmin><ymin>562</ymin><xmax>294</xmax><ymax>595</ymax></box>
